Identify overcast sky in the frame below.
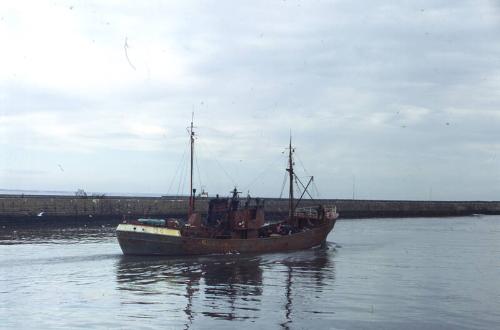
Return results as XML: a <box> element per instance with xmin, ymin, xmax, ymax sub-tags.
<box><xmin>1</xmin><ymin>0</ymin><xmax>500</xmax><ymax>200</ymax></box>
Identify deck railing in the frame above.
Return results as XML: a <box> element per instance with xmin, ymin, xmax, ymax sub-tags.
<box><xmin>294</xmin><ymin>206</ymin><xmax>337</xmax><ymax>218</ymax></box>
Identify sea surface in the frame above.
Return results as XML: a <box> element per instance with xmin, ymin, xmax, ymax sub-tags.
<box><xmin>1</xmin><ymin>216</ymin><xmax>499</xmax><ymax>329</ymax></box>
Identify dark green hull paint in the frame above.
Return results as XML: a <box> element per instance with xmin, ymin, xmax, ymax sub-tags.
<box><xmin>117</xmin><ymin>219</ymin><xmax>336</xmax><ymax>256</ymax></box>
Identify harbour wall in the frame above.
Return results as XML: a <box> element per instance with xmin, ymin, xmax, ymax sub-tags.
<box><xmin>1</xmin><ymin>195</ymin><xmax>499</xmax><ymax>226</ymax></box>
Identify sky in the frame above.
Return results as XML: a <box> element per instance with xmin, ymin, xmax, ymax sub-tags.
<box><xmin>1</xmin><ymin>0</ymin><xmax>500</xmax><ymax>200</ymax></box>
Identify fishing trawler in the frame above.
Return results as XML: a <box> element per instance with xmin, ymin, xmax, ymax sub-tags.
<box><xmin>116</xmin><ymin>120</ymin><xmax>338</xmax><ymax>256</ymax></box>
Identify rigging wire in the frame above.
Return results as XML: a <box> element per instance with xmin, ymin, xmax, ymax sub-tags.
<box><xmin>197</xmin><ymin>139</ymin><xmax>237</xmax><ymax>187</ymax></box>
<box><xmin>294</xmin><ymin>175</ymin><xmax>303</xmax><ymax>197</ymax></box>
<box><xmin>180</xmin><ymin>158</ymin><xmax>187</xmax><ymax>196</ymax></box>
<box><xmin>241</xmin><ymin>155</ymin><xmax>284</xmax><ymax>193</ymax></box>
<box><xmin>194</xmin><ymin>146</ymin><xmax>203</xmax><ymax>193</ymax></box>
<box><xmin>279</xmin><ymin>170</ymin><xmax>288</xmax><ymax>199</ymax></box>
<box><xmin>294</xmin><ymin>174</ymin><xmax>315</xmax><ymax>200</ymax></box>
<box><xmin>167</xmin><ymin>141</ymin><xmax>188</xmax><ymax>196</ymax></box>
<box><xmin>214</xmin><ymin>158</ymin><xmax>236</xmax><ymax>187</ymax></box>
<box><xmin>295</xmin><ymin>151</ymin><xmax>311</xmax><ymax>177</ymax></box>
<box><xmin>176</xmin><ymin>158</ymin><xmax>185</xmax><ymax>196</ymax></box>
<box><xmin>295</xmin><ymin>150</ymin><xmax>321</xmax><ymax>199</ymax></box>
<box><xmin>176</xmin><ymin>140</ymin><xmax>190</xmax><ymax>196</ymax></box>
<box><xmin>312</xmin><ymin>181</ymin><xmax>321</xmax><ymax>199</ymax></box>
<box><xmin>279</xmin><ymin>153</ymin><xmax>291</xmax><ymax>198</ymax></box>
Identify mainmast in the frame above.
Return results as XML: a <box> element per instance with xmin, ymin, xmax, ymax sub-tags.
<box><xmin>189</xmin><ymin>113</ymin><xmax>195</xmax><ymax>216</ymax></box>
<box><xmin>287</xmin><ymin>134</ymin><xmax>294</xmax><ymax>225</ymax></box>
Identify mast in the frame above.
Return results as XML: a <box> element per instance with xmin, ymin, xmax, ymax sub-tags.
<box><xmin>287</xmin><ymin>134</ymin><xmax>294</xmax><ymax>225</ymax></box>
<box><xmin>189</xmin><ymin>113</ymin><xmax>195</xmax><ymax>216</ymax></box>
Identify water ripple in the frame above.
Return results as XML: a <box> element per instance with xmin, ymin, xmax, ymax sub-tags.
<box><xmin>1</xmin><ymin>217</ymin><xmax>499</xmax><ymax>329</ymax></box>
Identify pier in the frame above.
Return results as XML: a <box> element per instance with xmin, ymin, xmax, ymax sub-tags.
<box><xmin>1</xmin><ymin>194</ymin><xmax>499</xmax><ymax>225</ymax></box>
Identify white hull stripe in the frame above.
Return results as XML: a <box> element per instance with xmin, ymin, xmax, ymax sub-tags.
<box><xmin>117</xmin><ymin>224</ymin><xmax>181</xmax><ymax>237</ymax></box>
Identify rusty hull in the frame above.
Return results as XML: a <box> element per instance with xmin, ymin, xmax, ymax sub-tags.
<box><xmin>117</xmin><ymin>218</ymin><xmax>336</xmax><ymax>256</ymax></box>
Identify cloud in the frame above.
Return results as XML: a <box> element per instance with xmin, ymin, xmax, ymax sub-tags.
<box><xmin>0</xmin><ymin>1</ymin><xmax>197</xmax><ymax>96</ymax></box>
<box><xmin>1</xmin><ymin>169</ymin><xmax>48</xmax><ymax>175</ymax></box>
<box><xmin>1</xmin><ymin>0</ymin><xmax>500</xmax><ymax>199</ymax></box>
<box><xmin>0</xmin><ymin>109</ymin><xmax>171</xmax><ymax>153</ymax></box>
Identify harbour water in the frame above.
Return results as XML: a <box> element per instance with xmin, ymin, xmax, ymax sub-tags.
<box><xmin>1</xmin><ymin>216</ymin><xmax>499</xmax><ymax>329</ymax></box>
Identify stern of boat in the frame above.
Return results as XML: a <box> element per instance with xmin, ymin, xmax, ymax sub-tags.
<box><xmin>116</xmin><ymin>223</ymin><xmax>184</xmax><ymax>255</ymax></box>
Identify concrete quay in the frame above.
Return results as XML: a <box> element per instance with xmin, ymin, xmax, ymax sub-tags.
<box><xmin>1</xmin><ymin>194</ymin><xmax>499</xmax><ymax>226</ymax></box>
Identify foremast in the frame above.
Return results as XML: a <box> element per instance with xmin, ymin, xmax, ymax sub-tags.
<box><xmin>286</xmin><ymin>135</ymin><xmax>295</xmax><ymax>226</ymax></box>
<box><xmin>189</xmin><ymin>114</ymin><xmax>195</xmax><ymax>216</ymax></box>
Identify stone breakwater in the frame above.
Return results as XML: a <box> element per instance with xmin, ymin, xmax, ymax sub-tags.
<box><xmin>1</xmin><ymin>195</ymin><xmax>500</xmax><ymax>225</ymax></box>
